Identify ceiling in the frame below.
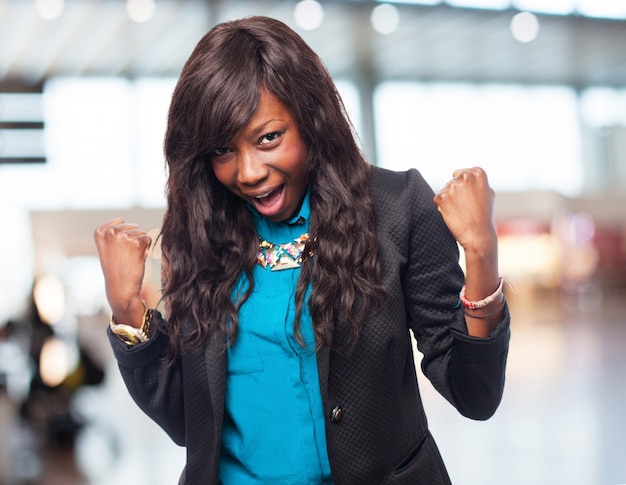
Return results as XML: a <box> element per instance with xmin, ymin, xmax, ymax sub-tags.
<box><xmin>4</xmin><ymin>0</ymin><xmax>626</xmax><ymax>270</ymax></box>
<box><xmin>1</xmin><ymin>0</ymin><xmax>625</xmax><ymax>91</ymax></box>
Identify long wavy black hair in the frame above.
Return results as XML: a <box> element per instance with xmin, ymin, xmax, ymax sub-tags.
<box><xmin>161</xmin><ymin>16</ymin><xmax>385</xmax><ymax>354</ymax></box>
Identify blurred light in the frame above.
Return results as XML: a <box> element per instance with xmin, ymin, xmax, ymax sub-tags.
<box><xmin>572</xmin><ymin>212</ymin><xmax>595</xmax><ymax>244</ymax></box>
<box><xmin>125</xmin><ymin>0</ymin><xmax>156</xmax><ymax>23</ymax></box>
<box><xmin>445</xmin><ymin>0</ymin><xmax>510</xmax><ymax>10</ymax></box>
<box><xmin>375</xmin><ymin>82</ymin><xmax>583</xmax><ymax>195</ymax></box>
<box><xmin>371</xmin><ymin>4</ymin><xmax>400</xmax><ymax>35</ymax></box>
<box><xmin>440</xmin><ymin>0</ymin><xmax>626</xmax><ymax>18</ymax></box>
<box><xmin>35</xmin><ymin>0</ymin><xmax>65</xmax><ymax>20</ymax></box>
<box><xmin>33</xmin><ymin>275</ymin><xmax>65</xmax><ymax>324</ymax></box>
<box><xmin>391</xmin><ymin>0</ymin><xmax>441</xmax><ymax>4</ymax></box>
<box><xmin>580</xmin><ymin>88</ymin><xmax>626</xmax><ymax>127</ymax></box>
<box><xmin>551</xmin><ymin>210</ymin><xmax>598</xmax><ymax>285</ymax></box>
<box><xmin>498</xmin><ymin>233</ymin><xmax>560</xmax><ymax>284</ymax></box>
<box><xmin>513</xmin><ymin>0</ymin><xmax>574</xmax><ymax>15</ymax></box>
<box><xmin>510</xmin><ymin>11</ymin><xmax>539</xmax><ymax>43</ymax></box>
<box><xmin>39</xmin><ymin>336</ymin><xmax>71</xmax><ymax>387</ymax></box>
<box><xmin>294</xmin><ymin>0</ymin><xmax>324</xmax><ymax>30</ymax></box>
<box><xmin>577</xmin><ymin>0</ymin><xmax>626</xmax><ymax>19</ymax></box>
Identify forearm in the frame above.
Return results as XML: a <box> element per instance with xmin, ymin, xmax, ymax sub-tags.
<box><xmin>461</xmin><ymin>232</ymin><xmax>504</xmax><ymax>338</ymax></box>
<box><xmin>432</xmin><ymin>166</ymin><xmax>505</xmax><ymax>337</ymax></box>
<box><xmin>109</xmin><ymin>295</ymin><xmax>147</xmax><ymax>329</ymax></box>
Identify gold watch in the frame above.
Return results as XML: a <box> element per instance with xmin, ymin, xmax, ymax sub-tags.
<box><xmin>110</xmin><ymin>302</ymin><xmax>153</xmax><ymax>346</ymax></box>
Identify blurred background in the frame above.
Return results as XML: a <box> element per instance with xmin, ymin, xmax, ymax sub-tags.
<box><xmin>0</xmin><ymin>0</ymin><xmax>625</xmax><ymax>484</ymax></box>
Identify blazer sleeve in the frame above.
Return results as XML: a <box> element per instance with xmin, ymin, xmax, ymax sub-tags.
<box><xmin>401</xmin><ymin>168</ymin><xmax>510</xmax><ymax>420</ymax></box>
<box><xmin>108</xmin><ymin>312</ymin><xmax>186</xmax><ymax>445</ymax></box>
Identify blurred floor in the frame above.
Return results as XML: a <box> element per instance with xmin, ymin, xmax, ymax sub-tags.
<box><xmin>1</xmin><ymin>283</ymin><xmax>625</xmax><ymax>484</ymax></box>
<box><xmin>420</xmin><ymin>282</ymin><xmax>626</xmax><ymax>485</ymax></box>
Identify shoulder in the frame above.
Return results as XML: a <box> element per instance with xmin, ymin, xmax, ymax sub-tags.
<box><xmin>369</xmin><ymin>165</ymin><xmax>453</xmax><ymax>248</ymax></box>
<box><xmin>369</xmin><ymin>165</ymin><xmax>436</xmax><ymax>210</ymax></box>
<box><xmin>369</xmin><ymin>165</ymin><xmax>405</xmax><ymax>197</ymax></box>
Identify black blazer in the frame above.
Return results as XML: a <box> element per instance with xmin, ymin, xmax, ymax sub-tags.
<box><xmin>109</xmin><ymin>166</ymin><xmax>511</xmax><ymax>485</ymax></box>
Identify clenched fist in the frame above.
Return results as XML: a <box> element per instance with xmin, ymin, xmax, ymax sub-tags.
<box><xmin>94</xmin><ymin>218</ymin><xmax>152</xmax><ymax>328</ymax></box>
<box><xmin>433</xmin><ymin>167</ymin><xmax>497</xmax><ymax>254</ymax></box>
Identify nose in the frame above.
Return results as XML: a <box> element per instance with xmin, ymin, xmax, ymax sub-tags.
<box><xmin>237</xmin><ymin>151</ymin><xmax>268</xmax><ymax>186</ymax></box>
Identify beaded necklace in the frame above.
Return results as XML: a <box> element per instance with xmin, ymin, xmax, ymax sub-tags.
<box><xmin>256</xmin><ymin>233</ymin><xmax>310</xmax><ymax>271</ymax></box>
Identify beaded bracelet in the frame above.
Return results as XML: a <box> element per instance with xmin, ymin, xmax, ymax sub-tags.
<box><xmin>462</xmin><ymin>300</ymin><xmax>505</xmax><ymax>319</ymax></box>
<box><xmin>459</xmin><ymin>277</ymin><xmax>504</xmax><ymax>310</ymax></box>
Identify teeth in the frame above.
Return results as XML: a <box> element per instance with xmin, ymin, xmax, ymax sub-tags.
<box><xmin>254</xmin><ymin>191</ymin><xmax>272</xmax><ymax>199</ymax></box>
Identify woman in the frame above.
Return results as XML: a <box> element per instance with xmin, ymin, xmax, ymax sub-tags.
<box><xmin>95</xmin><ymin>16</ymin><xmax>510</xmax><ymax>485</ymax></box>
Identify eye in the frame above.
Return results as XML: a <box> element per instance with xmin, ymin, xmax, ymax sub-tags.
<box><xmin>259</xmin><ymin>131</ymin><xmax>283</xmax><ymax>146</ymax></box>
<box><xmin>212</xmin><ymin>146</ymin><xmax>231</xmax><ymax>157</ymax></box>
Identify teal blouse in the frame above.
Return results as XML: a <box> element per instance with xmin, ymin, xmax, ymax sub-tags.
<box><xmin>219</xmin><ymin>191</ymin><xmax>333</xmax><ymax>484</ymax></box>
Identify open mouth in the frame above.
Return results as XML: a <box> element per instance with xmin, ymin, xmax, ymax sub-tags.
<box><xmin>252</xmin><ymin>187</ymin><xmax>283</xmax><ymax>208</ymax></box>
<box><xmin>249</xmin><ymin>185</ymin><xmax>285</xmax><ymax>218</ymax></box>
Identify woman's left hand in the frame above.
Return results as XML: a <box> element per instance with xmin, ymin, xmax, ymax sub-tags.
<box><xmin>433</xmin><ymin>167</ymin><xmax>497</xmax><ymax>253</ymax></box>
<box><xmin>435</xmin><ymin>167</ymin><xmax>503</xmax><ymax>337</ymax></box>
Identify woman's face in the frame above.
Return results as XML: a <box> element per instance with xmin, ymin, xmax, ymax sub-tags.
<box><xmin>210</xmin><ymin>90</ymin><xmax>308</xmax><ymax>222</ymax></box>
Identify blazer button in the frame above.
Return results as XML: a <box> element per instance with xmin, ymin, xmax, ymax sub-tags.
<box><xmin>331</xmin><ymin>405</ymin><xmax>343</xmax><ymax>423</ymax></box>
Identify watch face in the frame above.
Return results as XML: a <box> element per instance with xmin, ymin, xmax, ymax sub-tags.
<box><xmin>113</xmin><ymin>328</ymin><xmax>141</xmax><ymax>345</ymax></box>
<box><xmin>111</xmin><ymin>324</ymin><xmax>147</xmax><ymax>345</ymax></box>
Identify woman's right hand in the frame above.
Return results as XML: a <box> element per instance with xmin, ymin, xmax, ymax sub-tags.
<box><xmin>94</xmin><ymin>218</ymin><xmax>152</xmax><ymax>328</ymax></box>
